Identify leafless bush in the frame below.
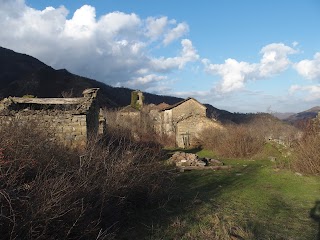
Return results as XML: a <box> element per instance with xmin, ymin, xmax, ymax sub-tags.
<box><xmin>0</xmin><ymin>120</ymin><xmax>173</xmax><ymax>239</ymax></box>
<box><xmin>199</xmin><ymin>117</ymin><xmax>299</xmax><ymax>159</ymax></box>
<box><xmin>105</xmin><ymin>109</ymin><xmax>176</xmax><ymax>148</ymax></box>
<box><xmin>247</xmin><ymin>117</ymin><xmax>298</xmax><ymax>146</ymax></box>
<box><xmin>292</xmin><ymin>121</ymin><xmax>320</xmax><ymax>174</ymax></box>
<box><xmin>199</xmin><ymin>124</ymin><xmax>264</xmax><ymax>158</ymax></box>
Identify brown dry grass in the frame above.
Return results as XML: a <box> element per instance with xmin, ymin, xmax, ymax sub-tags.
<box><xmin>0</xmin><ymin>120</ymin><xmax>173</xmax><ymax>239</ymax></box>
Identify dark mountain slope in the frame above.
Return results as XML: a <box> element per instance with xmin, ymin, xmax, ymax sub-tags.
<box><xmin>0</xmin><ymin>46</ymin><xmax>276</xmax><ymax>123</ymax></box>
<box><xmin>0</xmin><ymin>46</ymin><xmax>185</xmax><ymax>108</ymax></box>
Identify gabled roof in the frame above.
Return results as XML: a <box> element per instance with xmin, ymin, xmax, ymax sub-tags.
<box><xmin>161</xmin><ymin>97</ymin><xmax>207</xmax><ymax>111</ymax></box>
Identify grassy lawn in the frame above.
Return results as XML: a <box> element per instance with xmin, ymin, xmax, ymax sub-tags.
<box><xmin>119</xmin><ymin>149</ymin><xmax>320</xmax><ymax>240</ymax></box>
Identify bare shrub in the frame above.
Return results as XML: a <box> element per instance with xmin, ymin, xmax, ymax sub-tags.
<box><xmin>247</xmin><ymin>116</ymin><xmax>298</xmax><ymax>146</ymax></box>
<box><xmin>219</xmin><ymin>125</ymin><xmax>264</xmax><ymax>158</ymax></box>
<box><xmin>199</xmin><ymin>116</ymin><xmax>299</xmax><ymax>159</ymax></box>
<box><xmin>0</xmin><ymin>120</ymin><xmax>173</xmax><ymax>239</ymax></box>
<box><xmin>292</xmin><ymin>121</ymin><xmax>320</xmax><ymax>174</ymax></box>
<box><xmin>199</xmin><ymin>124</ymin><xmax>264</xmax><ymax>158</ymax></box>
<box><xmin>105</xmin><ymin>109</ymin><xmax>176</xmax><ymax>148</ymax></box>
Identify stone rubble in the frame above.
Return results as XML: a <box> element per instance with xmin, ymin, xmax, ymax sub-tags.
<box><xmin>168</xmin><ymin>151</ymin><xmax>224</xmax><ymax>168</ymax></box>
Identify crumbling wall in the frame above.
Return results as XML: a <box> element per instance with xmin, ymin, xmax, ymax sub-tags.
<box><xmin>0</xmin><ymin>88</ymin><xmax>103</xmax><ymax>148</ymax></box>
<box><xmin>176</xmin><ymin>116</ymin><xmax>222</xmax><ymax>148</ymax></box>
<box><xmin>171</xmin><ymin>99</ymin><xmax>206</xmax><ymax>122</ymax></box>
<box><xmin>86</xmin><ymin>98</ymin><xmax>100</xmax><ymax>140</ymax></box>
<box><xmin>0</xmin><ymin>111</ymin><xmax>87</xmax><ymax>148</ymax></box>
<box><xmin>161</xmin><ymin>109</ymin><xmax>174</xmax><ymax>136</ymax></box>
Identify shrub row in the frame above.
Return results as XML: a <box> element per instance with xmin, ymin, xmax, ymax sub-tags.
<box><xmin>0</xmin><ymin>121</ymin><xmax>172</xmax><ymax>239</ymax></box>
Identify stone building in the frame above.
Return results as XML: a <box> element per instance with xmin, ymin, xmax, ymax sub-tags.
<box><xmin>159</xmin><ymin>98</ymin><xmax>222</xmax><ymax>148</ymax></box>
<box><xmin>119</xmin><ymin>92</ymin><xmax>222</xmax><ymax>148</ymax></box>
<box><xmin>0</xmin><ymin>88</ymin><xmax>105</xmax><ymax>148</ymax></box>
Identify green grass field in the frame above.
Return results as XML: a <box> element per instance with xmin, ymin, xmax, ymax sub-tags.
<box><xmin>120</xmin><ymin>149</ymin><xmax>320</xmax><ymax>240</ymax></box>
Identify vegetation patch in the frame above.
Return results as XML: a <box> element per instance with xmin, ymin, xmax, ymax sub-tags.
<box><xmin>120</xmin><ymin>150</ymin><xmax>320</xmax><ymax>240</ymax></box>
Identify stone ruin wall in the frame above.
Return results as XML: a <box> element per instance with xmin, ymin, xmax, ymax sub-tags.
<box><xmin>171</xmin><ymin>99</ymin><xmax>206</xmax><ymax>122</ymax></box>
<box><xmin>159</xmin><ymin>99</ymin><xmax>207</xmax><ymax>138</ymax></box>
<box><xmin>0</xmin><ymin>111</ymin><xmax>87</xmax><ymax>148</ymax></box>
<box><xmin>0</xmin><ymin>88</ymin><xmax>104</xmax><ymax>149</ymax></box>
<box><xmin>85</xmin><ymin>98</ymin><xmax>100</xmax><ymax>141</ymax></box>
<box><xmin>176</xmin><ymin>116</ymin><xmax>222</xmax><ymax>148</ymax></box>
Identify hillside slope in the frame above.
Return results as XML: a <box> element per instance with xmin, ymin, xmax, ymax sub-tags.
<box><xmin>0</xmin><ymin>46</ymin><xmax>275</xmax><ymax>124</ymax></box>
<box><xmin>0</xmin><ymin>46</ymin><xmax>184</xmax><ymax>108</ymax></box>
<box><xmin>285</xmin><ymin>106</ymin><xmax>320</xmax><ymax>125</ymax></box>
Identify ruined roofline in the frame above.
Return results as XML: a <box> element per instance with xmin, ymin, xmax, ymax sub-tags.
<box><xmin>10</xmin><ymin>97</ymin><xmax>85</xmax><ymax>105</ymax></box>
<box><xmin>161</xmin><ymin>97</ymin><xmax>207</xmax><ymax>111</ymax></box>
<box><xmin>2</xmin><ymin>88</ymin><xmax>100</xmax><ymax>105</ymax></box>
<box><xmin>0</xmin><ymin>88</ymin><xmax>100</xmax><ymax>113</ymax></box>
<box><xmin>119</xmin><ymin>105</ymin><xmax>140</xmax><ymax>112</ymax></box>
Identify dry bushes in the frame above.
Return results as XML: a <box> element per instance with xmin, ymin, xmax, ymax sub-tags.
<box><xmin>292</xmin><ymin>120</ymin><xmax>320</xmax><ymax>174</ymax></box>
<box><xmin>199</xmin><ymin>124</ymin><xmax>264</xmax><ymax>158</ymax></box>
<box><xmin>0</xmin><ymin>121</ymin><xmax>172</xmax><ymax>239</ymax></box>
<box><xmin>199</xmin><ymin>116</ymin><xmax>299</xmax><ymax>159</ymax></box>
<box><xmin>106</xmin><ymin>109</ymin><xmax>176</xmax><ymax>148</ymax></box>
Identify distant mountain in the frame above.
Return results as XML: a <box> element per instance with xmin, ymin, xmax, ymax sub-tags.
<box><xmin>284</xmin><ymin>106</ymin><xmax>320</xmax><ymax>126</ymax></box>
<box><xmin>0</xmin><ymin>46</ymin><xmax>275</xmax><ymax>124</ymax></box>
<box><xmin>271</xmin><ymin>112</ymin><xmax>296</xmax><ymax>120</ymax></box>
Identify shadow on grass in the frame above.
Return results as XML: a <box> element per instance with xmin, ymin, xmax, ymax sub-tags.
<box><xmin>310</xmin><ymin>201</ymin><xmax>320</xmax><ymax>240</ymax></box>
<box><xmin>118</xmin><ymin>161</ymin><xmax>262</xmax><ymax>239</ymax></box>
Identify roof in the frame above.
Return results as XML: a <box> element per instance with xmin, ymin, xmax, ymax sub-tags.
<box><xmin>161</xmin><ymin>97</ymin><xmax>207</xmax><ymax>111</ymax></box>
<box><xmin>156</xmin><ymin>102</ymin><xmax>171</xmax><ymax>110</ymax></box>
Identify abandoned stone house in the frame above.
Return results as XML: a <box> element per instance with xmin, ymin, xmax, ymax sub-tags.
<box><xmin>157</xmin><ymin>98</ymin><xmax>222</xmax><ymax>148</ymax></box>
<box><xmin>119</xmin><ymin>91</ymin><xmax>222</xmax><ymax>148</ymax></box>
<box><xmin>0</xmin><ymin>88</ymin><xmax>106</xmax><ymax>148</ymax></box>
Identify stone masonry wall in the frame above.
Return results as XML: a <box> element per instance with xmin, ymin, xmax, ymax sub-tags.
<box><xmin>0</xmin><ymin>111</ymin><xmax>87</xmax><ymax>148</ymax></box>
<box><xmin>176</xmin><ymin>116</ymin><xmax>221</xmax><ymax>148</ymax></box>
<box><xmin>86</xmin><ymin>98</ymin><xmax>100</xmax><ymax>140</ymax></box>
<box><xmin>171</xmin><ymin>99</ymin><xmax>206</xmax><ymax>122</ymax></box>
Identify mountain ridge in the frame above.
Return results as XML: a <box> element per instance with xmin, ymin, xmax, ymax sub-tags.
<box><xmin>0</xmin><ymin>46</ymin><xmax>279</xmax><ymax>124</ymax></box>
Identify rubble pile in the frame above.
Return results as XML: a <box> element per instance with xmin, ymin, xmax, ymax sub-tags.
<box><xmin>168</xmin><ymin>152</ymin><xmax>228</xmax><ymax>171</ymax></box>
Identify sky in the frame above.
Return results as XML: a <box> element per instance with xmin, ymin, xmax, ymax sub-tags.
<box><xmin>0</xmin><ymin>0</ymin><xmax>320</xmax><ymax>113</ymax></box>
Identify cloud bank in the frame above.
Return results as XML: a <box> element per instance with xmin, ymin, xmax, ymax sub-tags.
<box><xmin>0</xmin><ymin>0</ymin><xmax>319</xmax><ymax>113</ymax></box>
<box><xmin>203</xmin><ymin>43</ymin><xmax>298</xmax><ymax>92</ymax></box>
<box><xmin>0</xmin><ymin>0</ymin><xmax>195</xmax><ymax>91</ymax></box>
<box><xmin>294</xmin><ymin>52</ymin><xmax>320</xmax><ymax>80</ymax></box>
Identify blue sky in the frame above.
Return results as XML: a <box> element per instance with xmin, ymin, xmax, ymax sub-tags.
<box><xmin>1</xmin><ymin>0</ymin><xmax>320</xmax><ymax>113</ymax></box>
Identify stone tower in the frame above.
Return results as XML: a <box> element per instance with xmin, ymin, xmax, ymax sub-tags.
<box><xmin>131</xmin><ymin>90</ymin><xmax>144</xmax><ymax>110</ymax></box>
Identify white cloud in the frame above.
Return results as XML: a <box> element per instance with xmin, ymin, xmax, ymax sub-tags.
<box><xmin>64</xmin><ymin>5</ymin><xmax>96</xmax><ymax>39</ymax></box>
<box><xmin>163</xmin><ymin>22</ymin><xmax>189</xmax><ymax>46</ymax></box>
<box><xmin>294</xmin><ymin>52</ymin><xmax>320</xmax><ymax>80</ymax></box>
<box><xmin>203</xmin><ymin>58</ymin><xmax>257</xmax><ymax>92</ymax></box>
<box><xmin>150</xmin><ymin>39</ymin><xmax>199</xmax><ymax>72</ymax></box>
<box><xmin>289</xmin><ymin>84</ymin><xmax>320</xmax><ymax>101</ymax></box>
<box><xmin>203</xmin><ymin>43</ymin><xmax>297</xmax><ymax>93</ymax></box>
<box><xmin>145</xmin><ymin>16</ymin><xmax>168</xmax><ymax>40</ymax></box>
<box><xmin>259</xmin><ymin>43</ymin><xmax>297</xmax><ymax>77</ymax></box>
<box><xmin>129</xmin><ymin>74</ymin><xmax>167</xmax><ymax>85</ymax></box>
<box><xmin>0</xmin><ymin>0</ymin><xmax>195</xmax><ymax>90</ymax></box>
